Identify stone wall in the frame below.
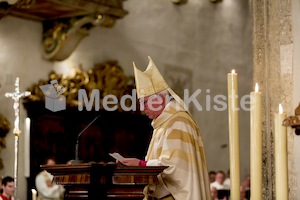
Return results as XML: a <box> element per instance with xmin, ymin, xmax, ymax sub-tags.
<box><xmin>252</xmin><ymin>0</ymin><xmax>299</xmax><ymax>199</ymax></box>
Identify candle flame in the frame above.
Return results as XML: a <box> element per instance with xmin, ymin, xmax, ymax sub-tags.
<box><xmin>279</xmin><ymin>104</ymin><xmax>283</xmax><ymax>114</ymax></box>
<box><xmin>231</xmin><ymin>69</ymin><xmax>235</xmax><ymax>74</ymax></box>
<box><xmin>31</xmin><ymin>189</ymin><xmax>37</xmax><ymax>194</ymax></box>
<box><xmin>255</xmin><ymin>83</ymin><xmax>259</xmax><ymax>92</ymax></box>
<box><xmin>25</xmin><ymin>117</ymin><xmax>30</xmax><ymax>126</ymax></box>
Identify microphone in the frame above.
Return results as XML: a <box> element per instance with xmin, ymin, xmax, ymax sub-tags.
<box><xmin>71</xmin><ymin>114</ymin><xmax>101</xmax><ymax>164</ymax></box>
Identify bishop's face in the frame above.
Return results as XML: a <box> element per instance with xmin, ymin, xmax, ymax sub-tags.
<box><xmin>139</xmin><ymin>94</ymin><xmax>165</xmax><ymax>119</ymax></box>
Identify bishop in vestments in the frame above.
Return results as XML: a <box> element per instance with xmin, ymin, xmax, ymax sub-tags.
<box><xmin>121</xmin><ymin>56</ymin><xmax>211</xmax><ymax>200</ymax></box>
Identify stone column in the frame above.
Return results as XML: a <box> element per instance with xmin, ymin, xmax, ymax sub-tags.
<box><xmin>252</xmin><ymin>0</ymin><xmax>296</xmax><ymax>199</ymax></box>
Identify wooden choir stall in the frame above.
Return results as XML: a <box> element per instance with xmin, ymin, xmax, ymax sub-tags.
<box><xmin>42</xmin><ymin>163</ymin><xmax>167</xmax><ymax>199</ymax></box>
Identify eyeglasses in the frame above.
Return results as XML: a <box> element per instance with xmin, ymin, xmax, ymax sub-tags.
<box><xmin>139</xmin><ymin>98</ymin><xmax>150</xmax><ymax>105</ymax></box>
<box><xmin>139</xmin><ymin>95</ymin><xmax>160</xmax><ymax>105</ymax></box>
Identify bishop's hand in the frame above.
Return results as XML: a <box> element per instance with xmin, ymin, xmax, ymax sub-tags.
<box><xmin>121</xmin><ymin>158</ymin><xmax>141</xmax><ymax>166</ymax></box>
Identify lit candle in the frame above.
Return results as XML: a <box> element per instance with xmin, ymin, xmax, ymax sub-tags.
<box><xmin>227</xmin><ymin>69</ymin><xmax>240</xmax><ymax>200</ymax></box>
<box><xmin>250</xmin><ymin>83</ymin><xmax>262</xmax><ymax>200</ymax></box>
<box><xmin>274</xmin><ymin>104</ymin><xmax>288</xmax><ymax>199</ymax></box>
<box><xmin>31</xmin><ymin>189</ymin><xmax>37</xmax><ymax>200</ymax></box>
<box><xmin>24</xmin><ymin>117</ymin><xmax>30</xmax><ymax>178</ymax></box>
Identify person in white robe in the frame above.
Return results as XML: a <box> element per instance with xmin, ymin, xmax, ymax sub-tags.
<box><xmin>121</xmin><ymin>56</ymin><xmax>211</xmax><ymax>200</ymax></box>
<box><xmin>35</xmin><ymin>158</ymin><xmax>65</xmax><ymax>200</ymax></box>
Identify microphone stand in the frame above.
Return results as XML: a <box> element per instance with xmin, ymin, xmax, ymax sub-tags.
<box><xmin>71</xmin><ymin>115</ymin><xmax>100</xmax><ymax>164</ymax></box>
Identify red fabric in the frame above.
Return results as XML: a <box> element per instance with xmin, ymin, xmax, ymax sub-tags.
<box><xmin>139</xmin><ymin>160</ymin><xmax>147</xmax><ymax>166</ymax></box>
<box><xmin>0</xmin><ymin>194</ymin><xmax>11</xmax><ymax>200</ymax></box>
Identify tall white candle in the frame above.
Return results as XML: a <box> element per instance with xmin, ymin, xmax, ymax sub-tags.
<box><xmin>31</xmin><ymin>189</ymin><xmax>37</xmax><ymax>200</ymax></box>
<box><xmin>250</xmin><ymin>83</ymin><xmax>262</xmax><ymax>200</ymax></box>
<box><xmin>274</xmin><ymin>104</ymin><xmax>288</xmax><ymax>199</ymax></box>
<box><xmin>227</xmin><ymin>69</ymin><xmax>240</xmax><ymax>200</ymax></box>
<box><xmin>24</xmin><ymin>117</ymin><xmax>30</xmax><ymax>177</ymax></box>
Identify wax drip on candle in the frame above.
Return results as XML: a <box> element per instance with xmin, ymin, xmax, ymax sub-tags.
<box><xmin>255</xmin><ymin>83</ymin><xmax>259</xmax><ymax>92</ymax></box>
<box><xmin>279</xmin><ymin>104</ymin><xmax>283</xmax><ymax>114</ymax></box>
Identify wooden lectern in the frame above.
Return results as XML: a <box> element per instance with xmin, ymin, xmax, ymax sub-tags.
<box><xmin>42</xmin><ymin>163</ymin><xmax>167</xmax><ymax>200</ymax></box>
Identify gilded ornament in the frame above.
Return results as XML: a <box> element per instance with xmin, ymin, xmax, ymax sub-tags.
<box><xmin>26</xmin><ymin>60</ymin><xmax>138</xmax><ymax>112</ymax></box>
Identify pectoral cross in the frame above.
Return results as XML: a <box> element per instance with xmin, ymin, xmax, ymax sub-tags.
<box><xmin>5</xmin><ymin>77</ymin><xmax>31</xmax><ymax>200</ymax></box>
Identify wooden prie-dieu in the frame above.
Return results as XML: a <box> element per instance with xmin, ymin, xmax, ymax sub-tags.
<box><xmin>42</xmin><ymin>163</ymin><xmax>167</xmax><ymax>199</ymax></box>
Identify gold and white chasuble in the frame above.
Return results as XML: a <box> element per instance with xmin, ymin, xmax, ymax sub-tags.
<box><xmin>145</xmin><ymin>101</ymin><xmax>211</xmax><ymax>200</ymax></box>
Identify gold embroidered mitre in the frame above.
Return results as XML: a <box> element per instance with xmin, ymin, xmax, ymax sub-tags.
<box><xmin>133</xmin><ymin>56</ymin><xmax>169</xmax><ymax>99</ymax></box>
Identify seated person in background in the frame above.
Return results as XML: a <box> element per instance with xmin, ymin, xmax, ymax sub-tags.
<box><xmin>211</xmin><ymin>186</ymin><xmax>228</xmax><ymax>200</ymax></box>
<box><xmin>210</xmin><ymin>170</ymin><xmax>229</xmax><ymax>190</ymax></box>
<box><xmin>223</xmin><ymin>169</ymin><xmax>230</xmax><ymax>188</ymax></box>
<box><xmin>241</xmin><ymin>174</ymin><xmax>250</xmax><ymax>191</ymax></box>
<box><xmin>209</xmin><ymin>171</ymin><xmax>216</xmax><ymax>183</ymax></box>
<box><xmin>240</xmin><ymin>174</ymin><xmax>250</xmax><ymax>200</ymax></box>
<box><xmin>210</xmin><ymin>186</ymin><xmax>218</xmax><ymax>200</ymax></box>
<box><xmin>240</xmin><ymin>185</ymin><xmax>248</xmax><ymax>200</ymax></box>
<box><xmin>35</xmin><ymin>157</ymin><xmax>65</xmax><ymax>200</ymax></box>
<box><xmin>0</xmin><ymin>176</ymin><xmax>14</xmax><ymax>200</ymax></box>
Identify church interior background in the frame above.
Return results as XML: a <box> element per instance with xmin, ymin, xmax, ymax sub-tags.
<box><xmin>0</xmin><ymin>0</ymin><xmax>299</xmax><ymax>199</ymax></box>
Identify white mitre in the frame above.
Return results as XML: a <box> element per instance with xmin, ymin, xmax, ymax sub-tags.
<box><xmin>133</xmin><ymin>56</ymin><xmax>169</xmax><ymax>99</ymax></box>
<box><xmin>133</xmin><ymin>56</ymin><xmax>190</xmax><ymax>113</ymax></box>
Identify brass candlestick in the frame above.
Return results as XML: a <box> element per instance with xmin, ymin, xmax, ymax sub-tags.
<box><xmin>283</xmin><ymin>103</ymin><xmax>300</xmax><ymax>135</ymax></box>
